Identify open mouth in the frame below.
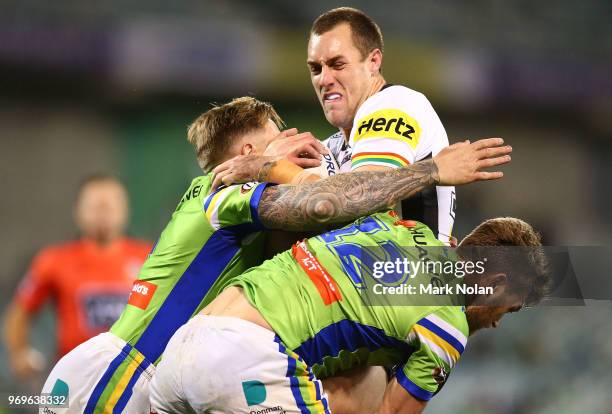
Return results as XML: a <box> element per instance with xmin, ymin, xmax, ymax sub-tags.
<box><xmin>323</xmin><ymin>92</ymin><xmax>342</xmax><ymax>103</ymax></box>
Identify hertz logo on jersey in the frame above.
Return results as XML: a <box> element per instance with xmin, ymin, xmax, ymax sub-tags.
<box><xmin>354</xmin><ymin>108</ymin><xmax>421</xmax><ymax>149</ymax></box>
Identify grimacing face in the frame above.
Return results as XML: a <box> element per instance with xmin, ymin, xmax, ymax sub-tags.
<box><xmin>75</xmin><ymin>180</ymin><xmax>128</xmax><ymax>244</ymax></box>
<box><xmin>307</xmin><ymin>23</ymin><xmax>379</xmax><ymax>131</ymax></box>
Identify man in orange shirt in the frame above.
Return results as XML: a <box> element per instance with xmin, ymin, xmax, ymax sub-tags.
<box><xmin>3</xmin><ymin>174</ymin><xmax>152</xmax><ymax>381</ymax></box>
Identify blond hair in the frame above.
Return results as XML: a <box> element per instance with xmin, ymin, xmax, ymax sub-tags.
<box><xmin>187</xmin><ymin>97</ymin><xmax>284</xmax><ymax>172</ymax></box>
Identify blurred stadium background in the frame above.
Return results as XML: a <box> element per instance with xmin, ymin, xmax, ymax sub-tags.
<box><xmin>1</xmin><ymin>1</ymin><xmax>611</xmax><ymax>412</ymax></box>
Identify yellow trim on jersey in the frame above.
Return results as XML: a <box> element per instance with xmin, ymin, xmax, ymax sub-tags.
<box><xmin>103</xmin><ymin>352</ymin><xmax>145</xmax><ymax>413</ymax></box>
<box><xmin>353</xmin><ymin>108</ymin><xmax>421</xmax><ymax>149</ymax></box>
<box><xmin>206</xmin><ymin>187</ymin><xmax>229</xmax><ymax>221</ymax></box>
<box><xmin>413</xmin><ymin>324</ymin><xmax>460</xmax><ymax>363</ymax></box>
<box><xmin>284</xmin><ymin>348</ymin><xmax>326</xmax><ymax>413</ymax></box>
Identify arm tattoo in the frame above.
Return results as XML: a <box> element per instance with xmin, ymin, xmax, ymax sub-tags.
<box><xmin>257</xmin><ymin>160</ymin><xmax>277</xmax><ymax>182</ymax></box>
<box><xmin>258</xmin><ymin>159</ymin><xmax>440</xmax><ymax>231</ymax></box>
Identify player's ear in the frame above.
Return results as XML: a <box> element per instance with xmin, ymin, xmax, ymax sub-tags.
<box><xmin>241</xmin><ymin>143</ymin><xmax>254</xmax><ymax>156</ymax></box>
<box><xmin>369</xmin><ymin>49</ymin><xmax>382</xmax><ymax>74</ymax></box>
<box><xmin>486</xmin><ymin>272</ymin><xmax>510</xmax><ymax>304</ymax></box>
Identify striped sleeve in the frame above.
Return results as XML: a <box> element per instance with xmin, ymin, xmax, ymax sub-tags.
<box><xmin>397</xmin><ymin>308</ymin><xmax>469</xmax><ymax>401</ymax></box>
<box><xmin>203</xmin><ymin>182</ymin><xmax>272</xmax><ymax>231</ymax></box>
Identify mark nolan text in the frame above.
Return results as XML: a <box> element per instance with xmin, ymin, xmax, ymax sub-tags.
<box><xmin>373</xmin><ymin>283</ymin><xmax>493</xmax><ymax>295</ymax></box>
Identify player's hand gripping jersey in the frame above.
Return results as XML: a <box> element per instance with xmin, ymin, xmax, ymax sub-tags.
<box><xmin>323</xmin><ymin>85</ymin><xmax>456</xmax><ymax>244</ymax></box>
<box><xmin>231</xmin><ymin>211</ymin><xmax>468</xmax><ymax>401</ymax></box>
<box><xmin>41</xmin><ymin>175</ymin><xmax>273</xmax><ymax>413</ymax></box>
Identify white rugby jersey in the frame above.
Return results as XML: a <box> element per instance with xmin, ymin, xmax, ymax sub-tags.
<box><xmin>323</xmin><ymin>84</ymin><xmax>456</xmax><ymax>244</ymax></box>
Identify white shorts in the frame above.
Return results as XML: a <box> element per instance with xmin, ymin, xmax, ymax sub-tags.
<box><xmin>40</xmin><ymin>332</ymin><xmax>155</xmax><ymax>414</ymax></box>
<box><xmin>150</xmin><ymin>315</ymin><xmax>330</xmax><ymax>414</ymax></box>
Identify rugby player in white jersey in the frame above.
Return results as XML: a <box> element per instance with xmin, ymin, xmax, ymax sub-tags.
<box><xmin>206</xmin><ymin>9</ymin><xmax>509</xmax><ymax>412</ymax></box>
<box><xmin>215</xmin><ymin>8</ymin><xmax>458</xmax><ymax>246</ymax></box>
<box><xmin>309</xmin><ymin>7</ymin><xmax>456</xmax><ymax>245</ymax></box>
<box><xmin>305</xmin><ymin>8</ymin><xmax>494</xmax><ymax>411</ymax></box>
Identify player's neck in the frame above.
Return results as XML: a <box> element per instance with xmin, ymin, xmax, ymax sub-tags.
<box><xmin>341</xmin><ymin>127</ymin><xmax>351</xmax><ymax>141</ymax></box>
<box><xmin>342</xmin><ymin>75</ymin><xmax>386</xmax><ymax>143</ymax></box>
<box><xmin>367</xmin><ymin>75</ymin><xmax>386</xmax><ymax>101</ymax></box>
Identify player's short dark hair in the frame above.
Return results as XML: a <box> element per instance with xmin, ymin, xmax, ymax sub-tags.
<box><xmin>311</xmin><ymin>7</ymin><xmax>384</xmax><ymax>60</ymax></box>
<box><xmin>457</xmin><ymin>217</ymin><xmax>551</xmax><ymax>306</ymax></box>
<box><xmin>188</xmin><ymin>97</ymin><xmax>284</xmax><ymax>172</ymax></box>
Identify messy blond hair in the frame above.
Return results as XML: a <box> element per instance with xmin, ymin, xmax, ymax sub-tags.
<box><xmin>187</xmin><ymin>97</ymin><xmax>284</xmax><ymax>172</ymax></box>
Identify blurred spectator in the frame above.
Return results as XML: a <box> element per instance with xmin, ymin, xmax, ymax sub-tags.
<box><xmin>2</xmin><ymin>174</ymin><xmax>151</xmax><ymax>381</ymax></box>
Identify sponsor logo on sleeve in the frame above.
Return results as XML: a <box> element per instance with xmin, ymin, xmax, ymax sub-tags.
<box><xmin>127</xmin><ymin>280</ymin><xmax>157</xmax><ymax>310</ymax></box>
<box><xmin>354</xmin><ymin>108</ymin><xmax>421</xmax><ymax>148</ymax></box>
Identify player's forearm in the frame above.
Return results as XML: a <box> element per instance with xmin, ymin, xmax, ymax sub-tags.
<box><xmin>376</xmin><ymin>398</ymin><xmax>426</xmax><ymax>414</ymax></box>
<box><xmin>3</xmin><ymin>302</ymin><xmax>31</xmax><ymax>356</ymax></box>
<box><xmin>376</xmin><ymin>379</ymin><xmax>427</xmax><ymax>414</ymax></box>
<box><xmin>258</xmin><ymin>159</ymin><xmax>438</xmax><ymax>230</ymax></box>
<box><xmin>259</xmin><ymin>158</ymin><xmax>322</xmax><ymax>185</ymax></box>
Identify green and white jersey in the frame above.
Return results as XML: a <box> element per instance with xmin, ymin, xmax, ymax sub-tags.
<box><xmin>111</xmin><ymin>176</ymin><xmax>271</xmax><ymax>363</ymax></box>
<box><xmin>84</xmin><ymin>175</ymin><xmax>275</xmax><ymax>413</ymax></box>
<box><xmin>232</xmin><ymin>211</ymin><xmax>469</xmax><ymax>401</ymax></box>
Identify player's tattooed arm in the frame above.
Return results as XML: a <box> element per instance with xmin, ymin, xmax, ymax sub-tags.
<box><xmin>258</xmin><ymin>160</ymin><xmax>438</xmax><ymax>230</ymax></box>
<box><xmin>258</xmin><ymin>137</ymin><xmax>513</xmax><ymax>230</ymax></box>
